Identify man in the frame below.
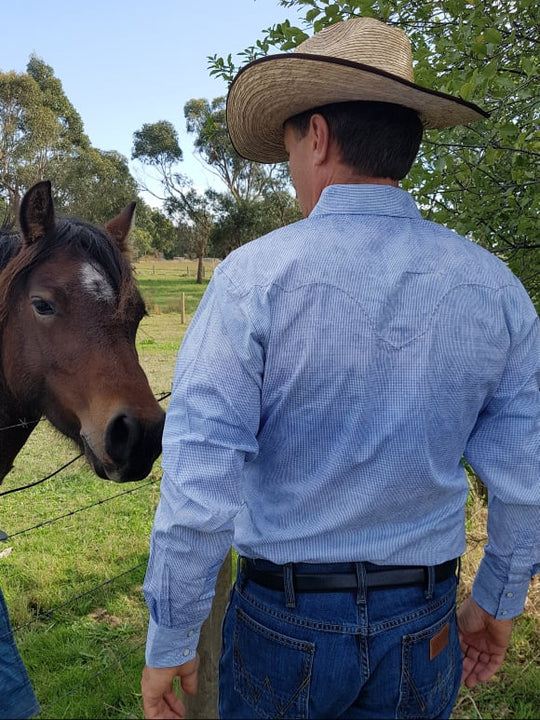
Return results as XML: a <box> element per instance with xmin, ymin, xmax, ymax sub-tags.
<box><xmin>141</xmin><ymin>17</ymin><xmax>539</xmax><ymax>719</ymax></box>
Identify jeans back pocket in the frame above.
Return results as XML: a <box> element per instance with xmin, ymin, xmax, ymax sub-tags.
<box><xmin>233</xmin><ymin>606</ymin><xmax>315</xmax><ymax>719</ymax></box>
<box><xmin>397</xmin><ymin>605</ymin><xmax>461</xmax><ymax>719</ymax></box>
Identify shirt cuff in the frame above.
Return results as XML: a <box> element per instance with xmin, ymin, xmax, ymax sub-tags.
<box><xmin>472</xmin><ymin>553</ymin><xmax>532</xmax><ymax>619</ymax></box>
<box><xmin>145</xmin><ymin>616</ymin><xmax>200</xmax><ymax>667</ymax></box>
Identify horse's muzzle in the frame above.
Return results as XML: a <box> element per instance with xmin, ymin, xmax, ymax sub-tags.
<box><xmin>84</xmin><ymin>410</ymin><xmax>165</xmax><ymax>482</ymax></box>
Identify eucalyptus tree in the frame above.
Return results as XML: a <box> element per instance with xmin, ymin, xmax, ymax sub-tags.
<box><xmin>185</xmin><ymin>96</ymin><xmax>287</xmax><ymax>202</ymax></box>
<box><xmin>184</xmin><ymin>97</ymin><xmax>301</xmax><ymax>254</ymax></box>
<box><xmin>0</xmin><ymin>69</ymin><xmax>54</xmax><ymax>220</ymax></box>
<box><xmin>132</xmin><ymin>120</ymin><xmax>214</xmax><ymax>281</ymax></box>
<box><xmin>0</xmin><ymin>56</ymin><xmax>138</xmax><ymax>228</ymax></box>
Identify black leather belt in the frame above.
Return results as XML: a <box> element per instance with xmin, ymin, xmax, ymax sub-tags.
<box><xmin>241</xmin><ymin>558</ymin><xmax>457</xmax><ymax>593</ymax></box>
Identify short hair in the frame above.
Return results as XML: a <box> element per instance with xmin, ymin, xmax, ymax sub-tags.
<box><xmin>285</xmin><ymin>101</ymin><xmax>423</xmax><ymax>180</ymax></box>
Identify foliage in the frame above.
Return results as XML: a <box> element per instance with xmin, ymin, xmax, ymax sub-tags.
<box><xmin>0</xmin><ymin>69</ymin><xmax>53</xmax><ymax>220</ymax></box>
<box><xmin>131</xmin><ymin>121</ymin><xmax>214</xmax><ymax>281</ymax></box>
<box><xmin>0</xmin><ymin>56</ymin><xmax>140</xmax><ymax>228</ymax></box>
<box><xmin>209</xmin><ymin>189</ymin><xmax>302</xmax><ymax>257</ymax></box>
<box><xmin>26</xmin><ymin>55</ymin><xmax>87</xmax><ymax>152</ymax></box>
<box><xmin>132</xmin><ymin>203</ymin><xmax>180</xmax><ymax>259</ymax></box>
<box><xmin>208</xmin><ymin>0</ymin><xmax>539</xmax><ymax>308</ymax></box>
<box><xmin>132</xmin><ymin>120</ymin><xmax>184</xmax><ymax>174</ymax></box>
<box><xmin>184</xmin><ymin>97</ymin><xmax>287</xmax><ymax>202</ymax></box>
<box><xmin>132</xmin><ymin>106</ymin><xmax>300</xmax><ymax>273</ymax></box>
<box><xmin>51</xmin><ymin>148</ymin><xmax>139</xmax><ymax>223</ymax></box>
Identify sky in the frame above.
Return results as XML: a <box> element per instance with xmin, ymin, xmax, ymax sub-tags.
<box><xmin>2</xmin><ymin>0</ymin><xmax>302</xmax><ymax>202</ymax></box>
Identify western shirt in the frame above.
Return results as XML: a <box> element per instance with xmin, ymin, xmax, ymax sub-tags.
<box><xmin>144</xmin><ymin>184</ymin><xmax>539</xmax><ymax>667</ymax></box>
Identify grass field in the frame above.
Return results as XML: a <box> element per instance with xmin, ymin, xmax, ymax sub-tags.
<box><xmin>1</xmin><ymin>258</ymin><xmax>538</xmax><ymax>719</ymax></box>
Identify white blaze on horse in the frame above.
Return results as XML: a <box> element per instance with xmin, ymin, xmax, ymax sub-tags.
<box><xmin>0</xmin><ymin>181</ymin><xmax>165</xmax><ymax>483</ymax></box>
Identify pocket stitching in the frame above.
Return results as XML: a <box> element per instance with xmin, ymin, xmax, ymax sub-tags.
<box><xmin>233</xmin><ymin>605</ymin><xmax>314</xmax><ymax>719</ymax></box>
<box><xmin>398</xmin><ymin>605</ymin><xmax>458</xmax><ymax>719</ymax></box>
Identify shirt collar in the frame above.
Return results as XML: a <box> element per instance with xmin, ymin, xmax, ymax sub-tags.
<box><xmin>310</xmin><ymin>184</ymin><xmax>422</xmax><ymax>219</ymax></box>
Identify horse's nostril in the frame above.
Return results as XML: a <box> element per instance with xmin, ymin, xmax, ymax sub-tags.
<box><xmin>105</xmin><ymin>413</ymin><xmax>141</xmax><ymax>463</ymax></box>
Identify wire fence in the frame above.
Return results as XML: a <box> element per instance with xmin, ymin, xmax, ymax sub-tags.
<box><xmin>0</xmin><ymin>392</ymin><xmax>171</xmax><ymax>718</ymax></box>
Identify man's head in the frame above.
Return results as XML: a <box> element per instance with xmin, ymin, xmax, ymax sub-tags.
<box><xmin>287</xmin><ymin>100</ymin><xmax>424</xmax><ymax>180</ymax></box>
<box><xmin>283</xmin><ymin>100</ymin><xmax>424</xmax><ymax>215</ymax></box>
<box><xmin>226</xmin><ymin>17</ymin><xmax>488</xmax><ymax>164</ymax></box>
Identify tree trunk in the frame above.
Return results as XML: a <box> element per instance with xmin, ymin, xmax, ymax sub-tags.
<box><xmin>183</xmin><ymin>551</ymin><xmax>232</xmax><ymax>719</ymax></box>
<box><xmin>196</xmin><ymin>253</ymin><xmax>204</xmax><ymax>284</ymax></box>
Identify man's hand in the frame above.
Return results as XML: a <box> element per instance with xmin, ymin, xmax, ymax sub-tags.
<box><xmin>458</xmin><ymin>596</ymin><xmax>513</xmax><ymax>688</ymax></box>
<box><xmin>141</xmin><ymin>655</ymin><xmax>200</xmax><ymax>719</ymax></box>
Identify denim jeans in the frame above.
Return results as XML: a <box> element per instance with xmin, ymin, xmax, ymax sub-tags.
<box><xmin>0</xmin><ymin>588</ymin><xmax>41</xmax><ymax>719</ymax></box>
<box><xmin>219</xmin><ymin>560</ymin><xmax>461</xmax><ymax>719</ymax></box>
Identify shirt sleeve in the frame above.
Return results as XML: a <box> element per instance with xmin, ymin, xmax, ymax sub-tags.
<box><xmin>464</xmin><ymin>284</ymin><xmax>540</xmax><ymax>619</ymax></box>
<box><xmin>143</xmin><ymin>267</ymin><xmax>263</xmax><ymax>667</ymax></box>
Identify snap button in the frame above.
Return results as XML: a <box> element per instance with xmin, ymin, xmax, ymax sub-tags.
<box><xmin>506</xmin><ymin>592</ymin><xmax>514</xmax><ymax>598</ymax></box>
<box><xmin>187</xmin><ymin>630</ymin><xmax>194</xmax><ymax>637</ymax></box>
<box><xmin>183</xmin><ymin>648</ymin><xmax>190</xmax><ymax>657</ymax></box>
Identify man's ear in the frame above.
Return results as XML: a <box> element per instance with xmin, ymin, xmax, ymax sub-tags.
<box><xmin>309</xmin><ymin>113</ymin><xmax>331</xmax><ymax>166</ymax></box>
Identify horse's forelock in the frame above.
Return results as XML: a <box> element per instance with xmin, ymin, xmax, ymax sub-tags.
<box><xmin>0</xmin><ymin>218</ymin><xmax>142</xmax><ymax>329</ymax></box>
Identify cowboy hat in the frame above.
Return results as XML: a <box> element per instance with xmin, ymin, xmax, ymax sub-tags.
<box><xmin>226</xmin><ymin>17</ymin><xmax>488</xmax><ymax>163</ymax></box>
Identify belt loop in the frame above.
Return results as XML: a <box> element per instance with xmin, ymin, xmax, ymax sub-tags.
<box><xmin>425</xmin><ymin>566</ymin><xmax>435</xmax><ymax>599</ymax></box>
<box><xmin>283</xmin><ymin>563</ymin><xmax>296</xmax><ymax>608</ymax></box>
<box><xmin>237</xmin><ymin>556</ymin><xmax>246</xmax><ymax>591</ymax></box>
<box><xmin>355</xmin><ymin>563</ymin><xmax>367</xmax><ymax>605</ymax></box>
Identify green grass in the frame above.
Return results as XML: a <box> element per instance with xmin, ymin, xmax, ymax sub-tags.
<box><xmin>1</xmin><ymin>260</ymin><xmax>538</xmax><ymax>718</ymax></box>
<box><xmin>134</xmin><ymin>257</ymin><xmax>213</xmax><ymax>316</ymax></box>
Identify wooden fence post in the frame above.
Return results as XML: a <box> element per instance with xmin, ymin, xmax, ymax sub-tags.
<box><xmin>183</xmin><ymin>550</ymin><xmax>232</xmax><ymax>719</ymax></box>
<box><xmin>180</xmin><ymin>292</ymin><xmax>185</xmax><ymax>324</ymax></box>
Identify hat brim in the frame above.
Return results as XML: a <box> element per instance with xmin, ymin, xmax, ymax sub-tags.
<box><xmin>226</xmin><ymin>54</ymin><xmax>489</xmax><ymax>163</ymax></box>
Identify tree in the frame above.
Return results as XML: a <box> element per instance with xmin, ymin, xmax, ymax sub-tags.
<box><xmin>209</xmin><ymin>189</ymin><xmax>301</xmax><ymax>257</ymax></box>
<box><xmin>185</xmin><ymin>97</ymin><xmax>285</xmax><ymax>202</ymax></box>
<box><xmin>134</xmin><ymin>202</ymin><xmax>181</xmax><ymax>259</ymax></box>
<box><xmin>184</xmin><ymin>97</ymin><xmax>301</xmax><ymax>256</ymax></box>
<box><xmin>132</xmin><ymin>121</ymin><xmax>213</xmax><ymax>282</ymax></box>
<box><xmin>209</xmin><ymin>0</ymin><xmax>539</xmax><ymax>308</ymax></box>
<box><xmin>1</xmin><ymin>57</ymin><xmax>140</xmax><ymax>231</ymax></box>
<box><xmin>0</xmin><ymin>70</ymin><xmax>51</xmax><ymax>220</ymax></box>
<box><xmin>51</xmin><ymin>147</ymin><xmax>139</xmax><ymax>223</ymax></box>
<box><xmin>26</xmin><ymin>55</ymin><xmax>87</xmax><ymax>152</ymax></box>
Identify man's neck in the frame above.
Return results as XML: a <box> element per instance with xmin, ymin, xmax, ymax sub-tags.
<box><xmin>326</xmin><ymin>165</ymin><xmax>399</xmax><ymax>188</ymax></box>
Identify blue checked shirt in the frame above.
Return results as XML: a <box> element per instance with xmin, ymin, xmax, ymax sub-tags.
<box><xmin>144</xmin><ymin>185</ymin><xmax>539</xmax><ymax>667</ymax></box>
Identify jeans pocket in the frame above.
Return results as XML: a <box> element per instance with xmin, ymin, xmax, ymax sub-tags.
<box><xmin>233</xmin><ymin>605</ymin><xmax>315</xmax><ymax>719</ymax></box>
<box><xmin>397</xmin><ymin>605</ymin><xmax>461</xmax><ymax>719</ymax></box>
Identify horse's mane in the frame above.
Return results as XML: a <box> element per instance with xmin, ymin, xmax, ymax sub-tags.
<box><xmin>0</xmin><ymin>229</ymin><xmax>21</xmax><ymax>273</ymax></box>
<box><xmin>0</xmin><ymin>217</ymin><xmax>142</xmax><ymax>329</ymax></box>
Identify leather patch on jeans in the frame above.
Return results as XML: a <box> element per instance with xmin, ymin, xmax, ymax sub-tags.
<box><xmin>430</xmin><ymin>623</ymin><xmax>449</xmax><ymax>660</ymax></box>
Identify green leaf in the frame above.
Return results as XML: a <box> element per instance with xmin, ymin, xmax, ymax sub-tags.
<box><xmin>305</xmin><ymin>7</ymin><xmax>321</xmax><ymax>21</ymax></box>
<box><xmin>483</xmin><ymin>27</ymin><xmax>503</xmax><ymax>45</ymax></box>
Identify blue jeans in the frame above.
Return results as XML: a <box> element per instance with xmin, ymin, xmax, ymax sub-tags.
<box><xmin>0</xmin><ymin>588</ymin><xmax>41</xmax><ymax>719</ymax></box>
<box><xmin>219</xmin><ymin>560</ymin><xmax>461</xmax><ymax>719</ymax></box>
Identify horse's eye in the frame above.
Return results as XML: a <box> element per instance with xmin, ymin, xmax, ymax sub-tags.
<box><xmin>31</xmin><ymin>298</ymin><xmax>55</xmax><ymax>316</ymax></box>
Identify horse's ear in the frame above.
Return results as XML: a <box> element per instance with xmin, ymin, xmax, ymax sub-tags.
<box><xmin>19</xmin><ymin>181</ymin><xmax>55</xmax><ymax>245</ymax></box>
<box><xmin>105</xmin><ymin>202</ymin><xmax>136</xmax><ymax>256</ymax></box>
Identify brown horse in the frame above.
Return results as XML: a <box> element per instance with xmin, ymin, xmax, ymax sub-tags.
<box><xmin>0</xmin><ymin>181</ymin><xmax>165</xmax><ymax>484</ymax></box>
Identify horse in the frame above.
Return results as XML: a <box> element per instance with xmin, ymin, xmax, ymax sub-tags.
<box><xmin>0</xmin><ymin>180</ymin><xmax>165</xmax><ymax>484</ymax></box>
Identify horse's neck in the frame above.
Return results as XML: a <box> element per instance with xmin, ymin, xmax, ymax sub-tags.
<box><xmin>0</xmin><ymin>425</ymin><xmax>36</xmax><ymax>482</ymax></box>
<box><xmin>0</xmin><ymin>384</ymin><xmax>38</xmax><ymax>483</ymax></box>
<box><xmin>0</xmin><ymin>234</ymin><xmax>41</xmax><ymax>482</ymax></box>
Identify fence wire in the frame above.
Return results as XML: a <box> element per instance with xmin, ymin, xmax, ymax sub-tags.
<box><xmin>0</xmin><ymin>391</ymin><xmax>170</xmax><ymax>717</ymax></box>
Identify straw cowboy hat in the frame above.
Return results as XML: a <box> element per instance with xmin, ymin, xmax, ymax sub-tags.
<box><xmin>226</xmin><ymin>17</ymin><xmax>488</xmax><ymax>163</ymax></box>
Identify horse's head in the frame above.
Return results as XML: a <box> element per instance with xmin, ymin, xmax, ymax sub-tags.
<box><xmin>0</xmin><ymin>181</ymin><xmax>165</xmax><ymax>482</ymax></box>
